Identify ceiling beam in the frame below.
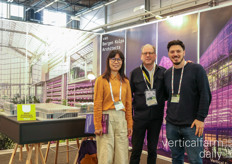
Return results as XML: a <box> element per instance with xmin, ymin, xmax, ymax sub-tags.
<box><xmin>0</xmin><ymin>28</ymin><xmax>26</xmax><ymax>35</ymax></box>
<box><xmin>73</xmin><ymin>0</ymin><xmax>107</xmax><ymax>16</ymax></box>
<box><xmin>0</xmin><ymin>44</ymin><xmax>34</xmax><ymax>59</ymax></box>
<box><xmin>0</xmin><ymin>28</ymin><xmax>47</xmax><ymax>45</ymax></box>
<box><xmin>19</xmin><ymin>0</ymin><xmax>31</xmax><ymax>5</ymax></box>
<box><xmin>9</xmin><ymin>45</ymin><xmax>32</xmax><ymax>60</ymax></box>
<box><xmin>29</xmin><ymin>32</ymin><xmax>47</xmax><ymax>44</ymax></box>
<box><xmin>65</xmin><ymin>0</ymin><xmax>90</xmax><ymax>8</ymax></box>
<box><xmin>31</xmin><ymin>0</ymin><xmax>46</xmax><ymax>8</ymax></box>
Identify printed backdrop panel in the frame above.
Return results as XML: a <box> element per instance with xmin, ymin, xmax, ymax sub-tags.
<box><xmin>158</xmin><ymin>14</ymin><xmax>198</xmax><ymax>69</ymax></box>
<box><xmin>126</xmin><ymin>23</ymin><xmax>157</xmax><ymax>76</ymax></box>
<box><xmin>101</xmin><ymin>31</ymin><xmax>125</xmax><ymax>74</ymax></box>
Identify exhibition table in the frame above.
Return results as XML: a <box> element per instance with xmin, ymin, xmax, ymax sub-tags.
<box><xmin>0</xmin><ymin>114</ymin><xmax>93</xmax><ymax>163</ymax></box>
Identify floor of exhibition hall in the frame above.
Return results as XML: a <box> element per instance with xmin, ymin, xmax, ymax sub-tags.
<box><xmin>0</xmin><ymin>141</ymin><xmax>173</xmax><ymax>164</ymax></box>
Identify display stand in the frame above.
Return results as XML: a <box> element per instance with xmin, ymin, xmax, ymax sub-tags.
<box><xmin>26</xmin><ymin>143</ymin><xmax>45</xmax><ymax>164</ymax></box>
<box><xmin>44</xmin><ymin>139</ymin><xmax>80</xmax><ymax>164</ymax></box>
<box><xmin>9</xmin><ymin>143</ymin><xmax>45</xmax><ymax>164</ymax></box>
<box><xmin>9</xmin><ymin>144</ymin><xmax>20</xmax><ymax>164</ymax></box>
<box><xmin>0</xmin><ymin>114</ymin><xmax>93</xmax><ymax>163</ymax></box>
<box><xmin>9</xmin><ymin>144</ymin><xmax>25</xmax><ymax>163</ymax></box>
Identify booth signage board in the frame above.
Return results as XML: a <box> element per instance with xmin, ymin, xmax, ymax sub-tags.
<box><xmin>101</xmin><ymin>31</ymin><xmax>125</xmax><ymax>74</ymax></box>
<box><xmin>17</xmin><ymin>104</ymin><xmax>36</xmax><ymax>121</ymax></box>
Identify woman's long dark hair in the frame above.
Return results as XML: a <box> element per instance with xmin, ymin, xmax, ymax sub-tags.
<box><xmin>102</xmin><ymin>50</ymin><xmax>127</xmax><ymax>82</ymax></box>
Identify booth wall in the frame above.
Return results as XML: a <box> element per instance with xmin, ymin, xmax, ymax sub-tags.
<box><xmin>126</xmin><ymin>23</ymin><xmax>157</xmax><ymax>76</ymax></box>
<box><xmin>199</xmin><ymin>6</ymin><xmax>232</xmax><ymax>163</ymax></box>
<box><xmin>100</xmin><ymin>4</ymin><xmax>232</xmax><ymax>163</ymax></box>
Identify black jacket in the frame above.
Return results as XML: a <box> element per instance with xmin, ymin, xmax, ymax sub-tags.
<box><xmin>130</xmin><ymin>65</ymin><xmax>166</xmax><ymax>120</ymax></box>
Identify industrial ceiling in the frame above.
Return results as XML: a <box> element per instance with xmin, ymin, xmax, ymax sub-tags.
<box><xmin>7</xmin><ymin>0</ymin><xmax>108</xmax><ymax>16</ymax></box>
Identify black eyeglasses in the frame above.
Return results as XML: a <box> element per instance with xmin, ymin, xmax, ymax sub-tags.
<box><xmin>142</xmin><ymin>52</ymin><xmax>155</xmax><ymax>55</ymax></box>
<box><xmin>110</xmin><ymin>58</ymin><xmax>122</xmax><ymax>63</ymax></box>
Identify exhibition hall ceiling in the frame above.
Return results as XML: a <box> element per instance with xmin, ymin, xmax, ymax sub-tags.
<box><xmin>8</xmin><ymin>0</ymin><xmax>108</xmax><ymax>16</ymax></box>
<box><xmin>0</xmin><ymin>19</ymin><xmax>98</xmax><ymax>68</ymax></box>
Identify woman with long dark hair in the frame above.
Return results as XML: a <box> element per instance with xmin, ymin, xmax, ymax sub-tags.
<box><xmin>94</xmin><ymin>50</ymin><xmax>133</xmax><ymax>164</ymax></box>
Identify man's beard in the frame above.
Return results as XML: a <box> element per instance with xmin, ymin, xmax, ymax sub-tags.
<box><xmin>173</xmin><ymin>57</ymin><xmax>184</xmax><ymax>65</ymax></box>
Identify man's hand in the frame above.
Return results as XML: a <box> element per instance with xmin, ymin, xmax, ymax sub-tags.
<box><xmin>191</xmin><ymin>119</ymin><xmax>204</xmax><ymax>137</ymax></box>
<box><xmin>94</xmin><ymin>129</ymin><xmax>103</xmax><ymax>136</ymax></box>
<box><xmin>186</xmin><ymin>60</ymin><xmax>193</xmax><ymax>63</ymax></box>
<box><xmin>127</xmin><ymin>128</ymin><xmax>133</xmax><ymax>138</ymax></box>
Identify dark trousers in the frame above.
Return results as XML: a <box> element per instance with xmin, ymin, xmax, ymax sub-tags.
<box><xmin>130</xmin><ymin>118</ymin><xmax>163</xmax><ymax>164</ymax></box>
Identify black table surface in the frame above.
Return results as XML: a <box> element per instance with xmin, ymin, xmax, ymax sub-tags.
<box><xmin>0</xmin><ymin>114</ymin><xmax>93</xmax><ymax>144</ymax></box>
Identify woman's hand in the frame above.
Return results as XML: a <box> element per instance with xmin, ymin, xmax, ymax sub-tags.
<box><xmin>127</xmin><ymin>128</ymin><xmax>133</xmax><ymax>138</ymax></box>
<box><xmin>95</xmin><ymin>129</ymin><xmax>103</xmax><ymax>136</ymax></box>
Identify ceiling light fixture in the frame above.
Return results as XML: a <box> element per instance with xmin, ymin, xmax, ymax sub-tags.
<box><xmin>133</xmin><ymin>5</ymin><xmax>145</xmax><ymax>12</ymax></box>
<box><xmin>87</xmin><ymin>71</ymin><xmax>96</xmax><ymax>101</ymax></box>
<box><xmin>104</xmin><ymin>0</ymin><xmax>117</xmax><ymax>6</ymax></box>
<box><xmin>92</xmin><ymin>4</ymin><xmax>104</xmax><ymax>11</ymax></box>
<box><xmin>155</xmin><ymin>15</ymin><xmax>163</xmax><ymax>20</ymax></box>
<box><xmin>133</xmin><ymin>4</ymin><xmax>163</xmax><ymax>20</ymax></box>
<box><xmin>87</xmin><ymin>71</ymin><xmax>96</xmax><ymax>80</ymax></box>
<box><xmin>75</xmin><ymin>0</ymin><xmax>117</xmax><ymax>17</ymax></box>
<box><xmin>167</xmin><ymin>15</ymin><xmax>184</xmax><ymax>27</ymax></box>
<box><xmin>25</xmin><ymin>8</ymin><xmax>31</xmax><ymax>12</ymax></box>
<box><xmin>133</xmin><ymin>4</ymin><xmax>154</xmax><ymax>16</ymax></box>
<box><xmin>82</xmin><ymin>10</ymin><xmax>93</xmax><ymax>15</ymax></box>
<box><xmin>66</xmin><ymin>15</ymin><xmax>80</xmax><ymax>25</ymax></box>
<box><xmin>35</xmin><ymin>0</ymin><xmax>59</xmax><ymax>13</ymax></box>
<box><xmin>70</xmin><ymin>16</ymin><xmax>80</xmax><ymax>21</ymax></box>
<box><xmin>69</xmin><ymin>0</ymin><xmax>117</xmax><ymax>25</ymax></box>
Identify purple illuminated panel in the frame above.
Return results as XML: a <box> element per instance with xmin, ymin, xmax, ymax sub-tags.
<box><xmin>159</xmin><ymin>56</ymin><xmax>173</xmax><ymax>69</ymax></box>
<box><xmin>156</xmin><ymin>16</ymin><xmax>232</xmax><ymax>163</ymax></box>
<box><xmin>200</xmin><ymin>17</ymin><xmax>232</xmax><ymax>163</ymax></box>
